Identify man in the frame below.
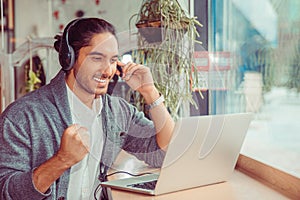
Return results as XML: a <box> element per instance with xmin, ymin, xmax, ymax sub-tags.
<box><xmin>0</xmin><ymin>17</ymin><xmax>174</xmax><ymax>200</ymax></box>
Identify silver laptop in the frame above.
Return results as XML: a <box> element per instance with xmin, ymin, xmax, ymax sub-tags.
<box><xmin>101</xmin><ymin>113</ymin><xmax>253</xmax><ymax>196</ymax></box>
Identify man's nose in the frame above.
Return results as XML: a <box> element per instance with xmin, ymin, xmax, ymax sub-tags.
<box><xmin>101</xmin><ymin>60</ymin><xmax>114</xmax><ymax>75</ymax></box>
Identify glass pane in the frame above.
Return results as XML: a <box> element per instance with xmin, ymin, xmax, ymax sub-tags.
<box><xmin>210</xmin><ymin>0</ymin><xmax>300</xmax><ymax>177</ymax></box>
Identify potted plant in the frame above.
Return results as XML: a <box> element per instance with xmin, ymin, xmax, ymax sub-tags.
<box><xmin>128</xmin><ymin>0</ymin><xmax>203</xmax><ymax>119</ymax></box>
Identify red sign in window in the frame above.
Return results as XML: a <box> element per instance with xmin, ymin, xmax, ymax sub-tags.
<box><xmin>192</xmin><ymin>51</ymin><xmax>232</xmax><ymax>91</ymax></box>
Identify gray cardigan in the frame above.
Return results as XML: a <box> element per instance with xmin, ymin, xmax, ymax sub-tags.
<box><xmin>0</xmin><ymin>70</ymin><xmax>165</xmax><ymax>200</ymax></box>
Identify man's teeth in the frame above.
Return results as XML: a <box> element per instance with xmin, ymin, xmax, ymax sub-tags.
<box><xmin>93</xmin><ymin>77</ymin><xmax>106</xmax><ymax>83</ymax></box>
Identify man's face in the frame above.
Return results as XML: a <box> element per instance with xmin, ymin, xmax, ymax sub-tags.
<box><xmin>68</xmin><ymin>32</ymin><xmax>119</xmax><ymax>100</ymax></box>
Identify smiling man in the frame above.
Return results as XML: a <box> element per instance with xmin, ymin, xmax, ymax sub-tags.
<box><xmin>0</xmin><ymin>18</ymin><xmax>174</xmax><ymax>200</ymax></box>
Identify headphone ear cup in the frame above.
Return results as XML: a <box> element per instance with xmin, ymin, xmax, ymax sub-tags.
<box><xmin>59</xmin><ymin>36</ymin><xmax>75</xmax><ymax>71</ymax></box>
<box><xmin>59</xmin><ymin>19</ymin><xmax>79</xmax><ymax>71</ymax></box>
<box><xmin>67</xmin><ymin>46</ymin><xmax>75</xmax><ymax>70</ymax></box>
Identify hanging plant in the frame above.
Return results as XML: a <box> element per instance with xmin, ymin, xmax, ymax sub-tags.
<box><xmin>24</xmin><ymin>37</ymin><xmax>45</xmax><ymax>93</ymax></box>
<box><xmin>129</xmin><ymin>0</ymin><xmax>203</xmax><ymax>119</ymax></box>
<box><xmin>25</xmin><ymin>62</ymin><xmax>43</xmax><ymax>92</ymax></box>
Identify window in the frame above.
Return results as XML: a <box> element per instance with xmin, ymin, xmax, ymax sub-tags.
<box><xmin>210</xmin><ymin>0</ymin><xmax>300</xmax><ymax>178</ymax></box>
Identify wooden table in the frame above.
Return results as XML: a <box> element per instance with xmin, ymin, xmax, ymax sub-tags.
<box><xmin>105</xmin><ymin>151</ymin><xmax>289</xmax><ymax>200</ymax></box>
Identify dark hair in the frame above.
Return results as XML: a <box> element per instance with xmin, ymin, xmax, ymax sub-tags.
<box><xmin>54</xmin><ymin>17</ymin><xmax>117</xmax><ymax>61</ymax></box>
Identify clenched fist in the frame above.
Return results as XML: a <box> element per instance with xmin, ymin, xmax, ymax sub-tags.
<box><xmin>56</xmin><ymin>124</ymin><xmax>90</xmax><ymax>167</ymax></box>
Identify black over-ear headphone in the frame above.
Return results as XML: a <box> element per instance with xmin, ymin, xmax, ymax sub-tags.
<box><xmin>59</xmin><ymin>18</ymin><xmax>81</xmax><ymax>71</ymax></box>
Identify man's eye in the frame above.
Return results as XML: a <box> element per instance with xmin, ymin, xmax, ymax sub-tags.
<box><xmin>91</xmin><ymin>57</ymin><xmax>102</xmax><ymax>62</ymax></box>
<box><xmin>111</xmin><ymin>59</ymin><xmax>118</xmax><ymax>64</ymax></box>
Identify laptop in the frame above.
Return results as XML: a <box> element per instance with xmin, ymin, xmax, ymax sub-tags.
<box><xmin>101</xmin><ymin>113</ymin><xmax>253</xmax><ymax>196</ymax></box>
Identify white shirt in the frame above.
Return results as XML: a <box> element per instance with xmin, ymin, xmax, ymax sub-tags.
<box><xmin>66</xmin><ymin>85</ymin><xmax>104</xmax><ymax>200</ymax></box>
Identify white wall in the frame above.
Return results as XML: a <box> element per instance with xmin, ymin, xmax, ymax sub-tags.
<box><xmin>15</xmin><ymin>0</ymin><xmax>51</xmax><ymax>47</ymax></box>
<box><xmin>14</xmin><ymin>0</ymin><xmax>142</xmax><ymax>48</ymax></box>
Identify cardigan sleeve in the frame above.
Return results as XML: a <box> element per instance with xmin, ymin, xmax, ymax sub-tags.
<box><xmin>0</xmin><ymin>116</ymin><xmax>52</xmax><ymax>200</ymax></box>
<box><xmin>102</xmin><ymin>96</ymin><xmax>166</xmax><ymax>168</ymax></box>
<box><xmin>122</xmin><ymin>107</ymin><xmax>166</xmax><ymax>168</ymax></box>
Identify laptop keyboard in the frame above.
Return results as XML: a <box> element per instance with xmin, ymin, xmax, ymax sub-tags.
<box><xmin>127</xmin><ymin>180</ymin><xmax>158</xmax><ymax>190</ymax></box>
